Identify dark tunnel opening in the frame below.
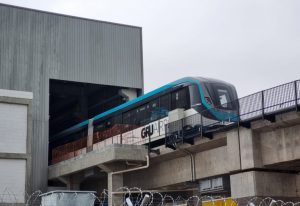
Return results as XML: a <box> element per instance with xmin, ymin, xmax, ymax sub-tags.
<box><xmin>48</xmin><ymin>79</ymin><xmax>140</xmax><ymax>164</ymax></box>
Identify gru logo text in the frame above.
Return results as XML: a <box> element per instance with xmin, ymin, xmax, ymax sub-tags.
<box><xmin>141</xmin><ymin>124</ymin><xmax>154</xmax><ymax>138</ymax></box>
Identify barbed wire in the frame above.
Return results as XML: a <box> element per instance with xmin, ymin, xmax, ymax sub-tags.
<box><xmin>0</xmin><ymin>187</ymin><xmax>300</xmax><ymax>206</ymax></box>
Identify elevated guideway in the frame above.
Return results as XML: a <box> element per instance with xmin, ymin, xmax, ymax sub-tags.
<box><xmin>48</xmin><ymin>144</ymin><xmax>148</xmax><ymax>180</ymax></box>
<box><xmin>48</xmin><ymin>79</ymin><xmax>300</xmax><ymax>204</ymax></box>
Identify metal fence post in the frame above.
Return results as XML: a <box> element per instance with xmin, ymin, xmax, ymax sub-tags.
<box><xmin>261</xmin><ymin>90</ymin><xmax>265</xmax><ymax>119</ymax></box>
<box><xmin>295</xmin><ymin>81</ymin><xmax>298</xmax><ymax>112</ymax></box>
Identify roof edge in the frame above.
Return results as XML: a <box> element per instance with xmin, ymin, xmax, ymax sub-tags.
<box><xmin>0</xmin><ymin>3</ymin><xmax>142</xmax><ymax>29</ymax></box>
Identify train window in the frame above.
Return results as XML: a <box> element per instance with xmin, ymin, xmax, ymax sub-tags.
<box><xmin>94</xmin><ymin>120</ymin><xmax>106</xmax><ymax>132</ymax></box>
<box><xmin>123</xmin><ymin>109</ymin><xmax>138</xmax><ymax>132</ymax></box>
<box><xmin>171</xmin><ymin>87</ymin><xmax>190</xmax><ymax>110</ymax></box>
<box><xmin>136</xmin><ymin>104</ymin><xmax>149</xmax><ymax>125</ymax></box>
<box><xmin>111</xmin><ymin>114</ymin><xmax>122</xmax><ymax>126</ymax></box>
<box><xmin>189</xmin><ymin>85</ymin><xmax>201</xmax><ymax>107</ymax></box>
<box><xmin>109</xmin><ymin>114</ymin><xmax>123</xmax><ymax>136</ymax></box>
<box><xmin>135</xmin><ymin>98</ymin><xmax>159</xmax><ymax>126</ymax></box>
<box><xmin>217</xmin><ymin>89</ymin><xmax>230</xmax><ymax>108</ymax></box>
<box><xmin>94</xmin><ymin>114</ymin><xmax>122</xmax><ymax>133</ymax></box>
<box><xmin>123</xmin><ymin>109</ymin><xmax>136</xmax><ymax>125</ymax></box>
<box><xmin>123</xmin><ymin>111</ymin><xmax>131</xmax><ymax>125</ymax></box>
<box><xmin>159</xmin><ymin>94</ymin><xmax>170</xmax><ymax>118</ymax></box>
<box><xmin>205</xmin><ymin>83</ymin><xmax>236</xmax><ymax>110</ymax></box>
<box><xmin>149</xmin><ymin>98</ymin><xmax>159</xmax><ymax>122</ymax></box>
<box><xmin>93</xmin><ymin>114</ymin><xmax>123</xmax><ymax>144</ymax></box>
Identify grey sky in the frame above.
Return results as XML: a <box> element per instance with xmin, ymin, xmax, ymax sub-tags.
<box><xmin>1</xmin><ymin>0</ymin><xmax>299</xmax><ymax>97</ymax></box>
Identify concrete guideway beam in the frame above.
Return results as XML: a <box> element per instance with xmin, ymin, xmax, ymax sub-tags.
<box><xmin>259</xmin><ymin>123</ymin><xmax>300</xmax><ymax>167</ymax></box>
<box><xmin>230</xmin><ymin>171</ymin><xmax>300</xmax><ymax>199</ymax></box>
<box><xmin>251</xmin><ymin>111</ymin><xmax>300</xmax><ymax>132</ymax></box>
<box><xmin>124</xmin><ymin>146</ymin><xmax>229</xmax><ymax>189</ymax></box>
<box><xmin>48</xmin><ymin>144</ymin><xmax>148</xmax><ymax>180</ymax></box>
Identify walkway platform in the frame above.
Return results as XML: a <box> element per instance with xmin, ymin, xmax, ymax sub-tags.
<box><xmin>48</xmin><ymin>144</ymin><xmax>148</xmax><ymax>180</ymax></box>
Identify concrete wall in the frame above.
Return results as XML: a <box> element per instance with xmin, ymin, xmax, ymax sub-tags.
<box><xmin>124</xmin><ymin>144</ymin><xmax>230</xmax><ymax>189</ymax></box>
<box><xmin>0</xmin><ymin>89</ymin><xmax>32</xmax><ymax>204</ymax></box>
<box><xmin>0</xmin><ymin>3</ymin><xmax>143</xmax><ymax>191</ymax></box>
<box><xmin>260</xmin><ymin>124</ymin><xmax>300</xmax><ymax>166</ymax></box>
<box><xmin>230</xmin><ymin>171</ymin><xmax>300</xmax><ymax>198</ymax></box>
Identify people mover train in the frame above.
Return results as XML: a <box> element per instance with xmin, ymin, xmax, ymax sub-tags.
<box><xmin>52</xmin><ymin>77</ymin><xmax>238</xmax><ymax>156</ymax></box>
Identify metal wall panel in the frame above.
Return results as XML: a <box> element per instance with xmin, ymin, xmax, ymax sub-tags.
<box><xmin>0</xmin><ymin>159</ymin><xmax>26</xmax><ymax>203</ymax></box>
<box><xmin>0</xmin><ymin>4</ymin><xmax>143</xmax><ymax>191</ymax></box>
<box><xmin>0</xmin><ymin>103</ymin><xmax>27</xmax><ymax>153</ymax></box>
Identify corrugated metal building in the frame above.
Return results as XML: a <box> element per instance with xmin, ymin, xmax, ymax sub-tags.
<box><xmin>0</xmin><ymin>3</ymin><xmax>143</xmax><ymax>191</ymax></box>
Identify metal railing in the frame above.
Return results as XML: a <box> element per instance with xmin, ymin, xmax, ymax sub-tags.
<box><xmin>165</xmin><ymin>80</ymin><xmax>300</xmax><ymax>148</ymax></box>
<box><xmin>239</xmin><ymin>80</ymin><xmax>300</xmax><ymax>121</ymax></box>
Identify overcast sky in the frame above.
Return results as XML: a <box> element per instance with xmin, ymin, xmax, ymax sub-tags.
<box><xmin>1</xmin><ymin>0</ymin><xmax>299</xmax><ymax>97</ymax></box>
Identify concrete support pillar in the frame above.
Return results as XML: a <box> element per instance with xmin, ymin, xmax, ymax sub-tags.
<box><xmin>87</xmin><ymin>118</ymin><xmax>94</xmax><ymax>152</ymax></box>
<box><xmin>227</xmin><ymin>129</ymin><xmax>241</xmax><ymax>172</ymax></box>
<box><xmin>119</xmin><ymin>88</ymin><xmax>137</xmax><ymax>101</ymax></box>
<box><xmin>227</xmin><ymin>127</ymin><xmax>263</xmax><ymax>172</ymax></box>
<box><xmin>108</xmin><ymin>173</ymin><xmax>124</xmax><ymax>206</ymax></box>
<box><xmin>238</xmin><ymin>127</ymin><xmax>262</xmax><ymax>169</ymax></box>
<box><xmin>58</xmin><ymin>173</ymin><xmax>84</xmax><ymax>190</ymax></box>
<box><xmin>297</xmin><ymin>174</ymin><xmax>300</xmax><ymax>197</ymax></box>
<box><xmin>69</xmin><ymin>175</ymin><xmax>81</xmax><ymax>190</ymax></box>
<box><xmin>230</xmin><ymin>171</ymin><xmax>300</xmax><ymax>201</ymax></box>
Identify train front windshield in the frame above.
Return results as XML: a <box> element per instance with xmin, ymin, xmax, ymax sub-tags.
<box><xmin>205</xmin><ymin>82</ymin><xmax>238</xmax><ymax>110</ymax></box>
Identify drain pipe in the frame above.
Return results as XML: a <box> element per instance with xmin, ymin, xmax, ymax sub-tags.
<box><xmin>109</xmin><ymin>156</ymin><xmax>149</xmax><ymax>206</ymax></box>
<box><xmin>111</xmin><ymin>155</ymin><xmax>149</xmax><ymax>175</ymax></box>
<box><xmin>179</xmin><ymin>149</ymin><xmax>196</xmax><ymax>182</ymax></box>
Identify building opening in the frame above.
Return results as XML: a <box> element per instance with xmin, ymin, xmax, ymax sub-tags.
<box><xmin>48</xmin><ymin>79</ymin><xmax>139</xmax><ymax>165</ymax></box>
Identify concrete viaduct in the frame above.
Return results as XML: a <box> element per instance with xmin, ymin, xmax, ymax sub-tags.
<box><xmin>48</xmin><ymin>110</ymin><xmax>300</xmax><ymax>204</ymax></box>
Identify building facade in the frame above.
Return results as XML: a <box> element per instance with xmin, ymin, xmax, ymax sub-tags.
<box><xmin>0</xmin><ymin>3</ymin><xmax>143</xmax><ymax>191</ymax></box>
